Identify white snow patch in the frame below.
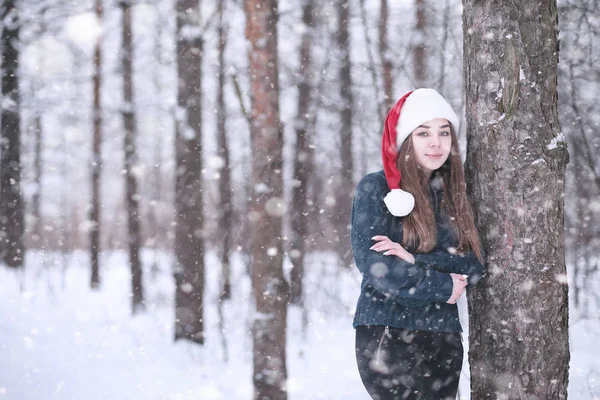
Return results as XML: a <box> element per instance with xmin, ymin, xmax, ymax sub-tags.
<box><xmin>547</xmin><ymin>133</ymin><xmax>566</xmax><ymax>150</ymax></box>
<box><xmin>531</xmin><ymin>158</ymin><xmax>546</xmax><ymax>166</ymax></box>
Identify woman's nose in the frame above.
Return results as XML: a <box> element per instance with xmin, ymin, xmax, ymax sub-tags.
<box><xmin>430</xmin><ymin>136</ymin><xmax>440</xmax><ymax>147</ymax></box>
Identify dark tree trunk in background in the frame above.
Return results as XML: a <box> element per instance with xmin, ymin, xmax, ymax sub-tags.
<box><xmin>413</xmin><ymin>0</ymin><xmax>427</xmax><ymax>86</ymax></box>
<box><xmin>216</xmin><ymin>0</ymin><xmax>232</xmax><ymax>301</ymax></box>
<box><xmin>120</xmin><ymin>0</ymin><xmax>144</xmax><ymax>314</ymax></box>
<box><xmin>90</xmin><ymin>0</ymin><xmax>103</xmax><ymax>288</ymax></box>
<box><xmin>336</xmin><ymin>0</ymin><xmax>354</xmax><ymax>268</ymax></box>
<box><xmin>174</xmin><ymin>0</ymin><xmax>205</xmax><ymax>344</ymax></box>
<box><xmin>289</xmin><ymin>0</ymin><xmax>314</xmax><ymax>305</ymax></box>
<box><xmin>244</xmin><ymin>0</ymin><xmax>289</xmax><ymax>398</ymax></box>
<box><xmin>32</xmin><ymin>115</ymin><xmax>42</xmax><ymax>244</ymax></box>
<box><xmin>0</xmin><ymin>0</ymin><xmax>24</xmax><ymax>268</ymax></box>
<box><xmin>463</xmin><ymin>0</ymin><xmax>570</xmax><ymax>398</ymax></box>
<box><xmin>378</xmin><ymin>0</ymin><xmax>393</xmax><ymax>112</ymax></box>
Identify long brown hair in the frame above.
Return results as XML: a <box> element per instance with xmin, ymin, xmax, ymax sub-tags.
<box><xmin>397</xmin><ymin>127</ymin><xmax>483</xmax><ymax>262</ymax></box>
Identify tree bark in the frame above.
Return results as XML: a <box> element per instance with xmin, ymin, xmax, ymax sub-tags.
<box><xmin>216</xmin><ymin>0</ymin><xmax>232</xmax><ymax>301</ymax></box>
<box><xmin>174</xmin><ymin>0</ymin><xmax>205</xmax><ymax>344</ymax></box>
<box><xmin>244</xmin><ymin>0</ymin><xmax>288</xmax><ymax>398</ymax></box>
<box><xmin>463</xmin><ymin>1</ymin><xmax>570</xmax><ymax>398</ymax></box>
<box><xmin>0</xmin><ymin>0</ymin><xmax>25</xmax><ymax>268</ymax></box>
<box><xmin>90</xmin><ymin>0</ymin><xmax>103</xmax><ymax>288</ymax></box>
<box><xmin>120</xmin><ymin>0</ymin><xmax>144</xmax><ymax>314</ymax></box>
<box><xmin>336</xmin><ymin>0</ymin><xmax>354</xmax><ymax>268</ymax></box>
<box><xmin>289</xmin><ymin>0</ymin><xmax>314</xmax><ymax>305</ymax></box>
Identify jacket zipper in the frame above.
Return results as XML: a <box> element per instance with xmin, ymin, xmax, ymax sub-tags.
<box><xmin>375</xmin><ymin>326</ymin><xmax>391</xmax><ymax>365</ymax></box>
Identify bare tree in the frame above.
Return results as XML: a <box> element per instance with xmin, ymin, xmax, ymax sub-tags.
<box><xmin>0</xmin><ymin>0</ymin><xmax>25</xmax><ymax>268</ymax></box>
<box><xmin>413</xmin><ymin>0</ymin><xmax>427</xmax><ymax>86</ymax></box>
<box><xmin>216</xmin><ymin>0</ymin><xmax>232</xmax><ymax>301</ymax></box>
<box><xmin>90</xmin><ymin>0</ymin><xmax>103</xmax><ymax>287</ymax></box>
<box><xmin>31</xmin><ymin>114</ymin><xmax>42</xmax><ymax>245</ymax></box>
<box><xmin>558</xmin><ymin>0</ymin><xmax>600</xmax><ymax>319</ymax></box>
<box><xmin>378</xmin><ymin>0</ymin><xmax>393</xmax><ymax>112</ymax></box>
<box><xmin>120</xmin><ymin>0</ymin><xmax>144</xmax><ymax>314</ymax></box>
<box><xmin>335</xmin><ymin>0</ymin><xmax>354</xmax><ymax>268</ymax></box>
<box><xmin>244</xmin><ymin>0</ymin><xmax>289</xmax><ymax>398</ymax></box>
<box><xmin>174</xmin><ymin>0</ymin><xmax>205</xmax><ymax>344</ymax></box>
<box><xmin>289</xmin><ymin>0</ymin><xmax>315</xmax><ymax>305</ymax></box>
<box><xmin>464</xmin><ymin>0</ymin><xmax>570</xmax><ymax>398</ymax></box>
<box><xmin>358</xmin><ymin>0</ymin><xmax>383</xmax><ymax>123</ymax></box>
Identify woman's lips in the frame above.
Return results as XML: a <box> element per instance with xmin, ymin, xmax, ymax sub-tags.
<box><xmin>426</xmin><ymin>154</ymin><xmax>443</xmax><ymax>159</ymax></box>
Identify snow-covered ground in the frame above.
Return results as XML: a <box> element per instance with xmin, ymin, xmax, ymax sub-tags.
<box><xmin>1</xmin><ymin>250</ymin><xmax>598</xmax><ymax>399</ymax></box>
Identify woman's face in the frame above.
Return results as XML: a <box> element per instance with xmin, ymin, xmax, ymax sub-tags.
<box><xmin>410</xmin><ymin>118</ymin><xmax>452</xmax><ymax>177</ymax></box>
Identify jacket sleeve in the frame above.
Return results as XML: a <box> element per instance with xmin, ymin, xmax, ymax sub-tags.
<box><xmin>350</xmin><ymin>174</ymin><xmax>454</xmax><ymax>305</ymax></box>
<box><xmin>413</xmin><ymin>248</ymin><xmax>486</xmax><ymax>287</ymax></box>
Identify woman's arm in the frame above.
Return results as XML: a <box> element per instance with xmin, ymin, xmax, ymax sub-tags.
<box><xmin>413</xmin><ymin>250</ymin><xmax>486</xmax><ymax>287</ymax></box>
<box><xmin>351</xmin><ymin>174</ymin><xmax>454</xmax><ymax>305</ymax></box>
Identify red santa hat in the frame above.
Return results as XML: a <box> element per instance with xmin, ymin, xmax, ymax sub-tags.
<box><xmin>382</xmin><ymin>88</ymin><xmax>459</xmax><ymax>217</ymax></box>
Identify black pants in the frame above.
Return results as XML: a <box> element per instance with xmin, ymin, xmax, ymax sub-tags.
<box><xmin>355</xmin><ymin>325</ymin><xmax>463</xmax><ymax>400</ymax></box>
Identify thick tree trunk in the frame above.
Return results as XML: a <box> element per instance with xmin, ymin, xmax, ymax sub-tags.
<box><xmin>0</xmin><ymin>0</ymin><xmax>25</xmax><ymax>268</ymax></box>
<box><xmin>336</xmin><ymin>0</ymin><xmax>354</xmax><ymax>268</ymax></box>
<box><xmin>289</xmin><ymin>0</ymin><xmax>314</xmax><ymax>305</ymax></box>
<box><xmin>121</xmin><ymin>0</ymin><xmax>144</xmax><ymax>314</ymax></box>
<box><xmin>463</xmin><ymin>1</ymin><xmax>570</xmax><ymax>398</ymax></box>
<box><xmin>378</xmin><ymin>0</ymin><xmax>393</xmax><ymax>112</ymax></box>
<box><xmin>413</xmin><ymin>0</ymin><xmax>427</xmax><ymax>86</ymax></box>
<box><xmin>244</xmin><ymin>0</ymin><xmax>288</xmax><ymax>398</ymax></box>
<box><xmin>174</xmin><ymin>0</ymin><xmax>205</xmax><ymax>344</ymax></box>
<box><xmin>216</xmin><ymin>0</ymin><xmax>232</xmax><ymax>301</ymax></box>
<box><xmin>90</xmin><ymin>0</ymin><xmax>103</xmax><ymax>288</ymax></box>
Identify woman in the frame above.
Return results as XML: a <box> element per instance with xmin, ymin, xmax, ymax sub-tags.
<box><xmin>351</xmin><ymin>88</ymin><xmax>485</xmax><ymax>400</ymax></box>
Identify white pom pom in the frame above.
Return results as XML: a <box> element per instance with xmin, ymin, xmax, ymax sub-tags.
<box><xmin>383</xmin><ymin>189</ymin><xmax>415</xmax><ymax>217</ymax></box>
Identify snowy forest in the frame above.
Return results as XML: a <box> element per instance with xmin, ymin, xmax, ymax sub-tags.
<box><xmin>1</xmin><ymin>0</ymin><xmax>599</xmax><ymax>399</ymax></box>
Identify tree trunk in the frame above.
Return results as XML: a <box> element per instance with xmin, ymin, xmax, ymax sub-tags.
<box><xmin>413</xmin><ymin>0</ymin><xmax>427</xmax><ymax>86</ymax></box>
<box><xmin>120</xmin><ymin>0</ymin><xmax>144</xmax><ymax>314</ymax></box>
<box><xmin>32</xmin><ymin>114</ymin><xmax>42</xmax><ymax>245</ymax></box>
<box><xmin>216</xmin><ymin>0</ymin><xmax>232</xmax><ymax>301</ymax></box>
<box><xmin>336</xmin><ymin>0</ymin><xmax>354</xmax><ymax>268</ymax></box>
<box><xmin>244</xmin><ymin>0</ymin><xmax>288</xmax><ymax>398</ymax></box>
<box><xmin>378</xmin><ymin>0</ymin><xmax>393</xmax><ymax>112</ymax></box>
<box><xmin>463</xmin><ymin>1</ymin><xmax>570</xmax><ymax>398</ymax></box>
<box><xmin>90</xmin><ymin>0</ymin><xmax>103</xmax><ymax>288</ymax></box>
<box><xmin>289</xmin><ymin>0</ymin><xmax>314</xmax><ymax>305</ymax></box>
<box><xmin>0</xmin><ymin>0</ymin><xmax>25</xmax><ymax>268</ymax></box>
<box><xmin>174</xmin><ymin>0</ymin><xmax>205</xmax><ymax>344</ymax></box>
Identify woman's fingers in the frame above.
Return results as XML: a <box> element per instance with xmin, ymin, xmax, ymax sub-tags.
<box><xmin>371</xmin><ymin>235</ymin><xmax>390</xmax><ymax>241</ymax></box>
<box><xmin>370</xmin><ymin>242</ymin><xmax>396</xmax><ymax>251</ymax></box>
<box><xmin>447</xmin><ymin>273</ymin><xmax>468</xmax><ymax>304</ymax></box>
<box><xmin>370</xmin><ymin>236</ymin><xmax>415</xmax><ymax>263</ymax></box>
<box><xmin>382</xmin><ymin>249</ymin><xmax>414</xmax><ymax>263</ymax></box>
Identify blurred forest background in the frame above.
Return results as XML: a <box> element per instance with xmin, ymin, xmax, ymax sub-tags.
<box><xmin>1</xmin><ymin>0</ymin><xmax>599</xmax><ymax>398</ymax></box>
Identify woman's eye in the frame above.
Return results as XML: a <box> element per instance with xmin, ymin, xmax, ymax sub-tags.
<box><xmin>440</xmin><ymin>131</ymin><xmax>450</xmax><ymax>136</ymax></box>
<box><xmin>417</xmin><ymin>131</ymin><xmax>428</xmax><ymax>136</ymax></box>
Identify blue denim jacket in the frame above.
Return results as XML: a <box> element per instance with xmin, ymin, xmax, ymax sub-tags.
<box><xmin>351</xmin><ymin>170</ymin><xmax>485</xmax><ymax>332</ymax></box>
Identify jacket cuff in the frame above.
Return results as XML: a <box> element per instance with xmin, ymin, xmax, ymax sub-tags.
<box><xmin>431</xmin><ymin>271</ymin><xmax>454</xmax><ymax>303</ymax></box>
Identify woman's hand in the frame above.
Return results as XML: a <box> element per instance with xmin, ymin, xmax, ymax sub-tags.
<box><xmin>370</xmin><ymin>235</ymin><xmax>415</xmax><ymax>264</ymax></box>
<box><xmin>447</xmin><ymin>273</ymin><xmax>468</xmax><ymax>304</ymax></box>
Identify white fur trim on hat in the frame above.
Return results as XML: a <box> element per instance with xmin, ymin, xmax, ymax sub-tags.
<box><xmin>384</xmin><ymin>189</ymin><xmax>415</xmax><ymax>217</ymax></box>
<box><xmin>395</xmin><ymin>88</ymin><xmax>460</xmax><ymax>148</ymax></box>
